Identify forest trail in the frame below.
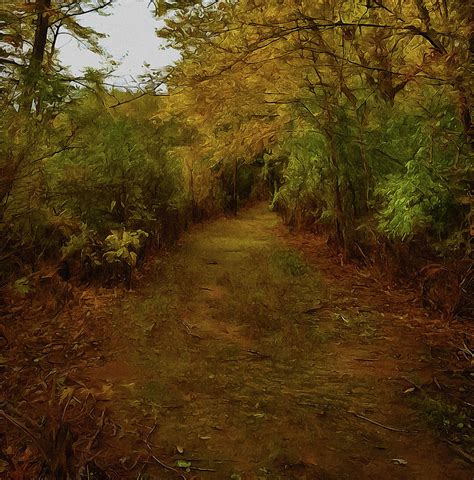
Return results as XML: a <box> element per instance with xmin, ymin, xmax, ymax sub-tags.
<box><xmin>89</xmin><ymin>203</ymin><xmax>469</xmax><ymax>479</ymax></box>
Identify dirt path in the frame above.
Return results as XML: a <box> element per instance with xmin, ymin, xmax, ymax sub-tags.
<box><xmin>87</xmin><ymin>204</ymin><xmax>470</xmax><ymax>479</ymax></box>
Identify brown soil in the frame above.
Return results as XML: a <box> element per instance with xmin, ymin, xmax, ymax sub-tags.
<box><xmin>1</xmin><ymin>203</ymin><xmax>472</xmax><ymax>479</ymax></box>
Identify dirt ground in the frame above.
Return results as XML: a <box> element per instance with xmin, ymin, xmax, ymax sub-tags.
<box><xmin>1</xmin><ymin>203</ymin><xmax>473</xmax><ymax>479</ymax></box>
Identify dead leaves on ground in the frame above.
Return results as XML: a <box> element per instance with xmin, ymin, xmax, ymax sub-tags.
<box><xmin>0</xmin><ymin>283</ymin><xmax>121</xmax><ymax>479</ymax></box>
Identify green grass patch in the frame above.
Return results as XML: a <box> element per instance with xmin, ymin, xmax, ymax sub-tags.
<box><xmin>270</xmin><ymin>249</ymin><xmax>310</xmax><ymax>276</ymax></box>
<box><xmin>309</xmin><ymin>324</ymin><xmax>341</xmax><ymax>344</ymax></box>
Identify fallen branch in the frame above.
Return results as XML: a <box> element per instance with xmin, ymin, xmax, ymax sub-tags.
<box><xmin>349</xmin><ymin>410</ymin><xmax>418</xmax><ymax>433</ymax></box>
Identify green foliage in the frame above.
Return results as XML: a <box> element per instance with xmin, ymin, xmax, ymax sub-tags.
<box><xmin>103</xmin><ymin>229</ymin><xmax>149</xmax><ymax>268</ymax></box>
<box><xmin>270</xmin><ymin>134</ymin><xmax>328</xmax><ymax>208</ymax></box>
<box><xmin>61</xmin><ymin>225</ymin><xmax>102</xmax><ymax>268</ymax></box>
<box><xmin>414</xmin><ymin>394</ymin><xmax>473</xmax><ymax>448</ymax></box>
<box><xmin>13</xmin><ymin>277</ymin><xmax>31</xmax><ymax>296</ymax></box>
<box><xmin>266</xmin><ymin>90</ymin><xmax>470</xmax><ymax>258</ymax></box>
<box><xmin>0</xmin><ymin>85</ymin><xmax>193</xmax><ymax>284</ymax></box>
<box><xmin>46</xmin><ymin>95</ymin><xmax>184</xmax><ymax>230</ymax></box>
<box><xmin>372</xmin><ymin>94</ymin><xmax>469</xmax><ymax>246</ymax></box>
<box><xmin>376</xmin><ymin>161</ymin><xmax>452</xmax><ymax>240</ymax></box>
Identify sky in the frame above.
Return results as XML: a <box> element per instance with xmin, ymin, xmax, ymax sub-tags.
<box><xmin>58</xmin><ymin>0</ymin><xmax>180</xmax><ymax>87</ymax></box>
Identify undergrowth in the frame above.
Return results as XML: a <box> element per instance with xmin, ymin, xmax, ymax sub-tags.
<box><xmin>414</xmin><ymin>393</ymin><xmax>473</xmax><ymax>452</ymax></box>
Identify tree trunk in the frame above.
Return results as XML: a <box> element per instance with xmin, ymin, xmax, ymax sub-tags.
<box><xmin>232</xmin><ymin>159</ymin><xmax>238</xmax><ymax>215</ymax></box>
<box><xmin>325</xmin><ymin>127</ymin><xmax>347</xmax><ymax>256</ymax></box>
<box><xmin>21</xmin><ymin>0</ymin><xmax>51</xmax><ymax>113</ymax></box>
<box><xmin>189</xmin><ymin>166</ymin><xmax>198</xmax><ymax>220</ymax></box>
<box><xmin>458</xmin><ymin>87</ymin><xmax>473</xmax><ymax>147</ymax></box>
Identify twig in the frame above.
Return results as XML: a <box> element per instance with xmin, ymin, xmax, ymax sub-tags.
<box><xmin>349</xmin><ymin>410</ymin><xmax>418</xmax><ymax>433</ymax></box>
<box><xmin>151</xmin><ymin>455</ymin><xmax>187</xmax><ymax>479</ymax></box>
<box><xmin>121</xmin><ymin>454</ymin><xmax>145</xmax><ymax>472</ymax></box>
<box><xmin>86</xmin><ymin>408</ymin><xmax>106</xmax><ymax>453</ymax></box>
<box><xmin>144</xmin><ymin>419</ymin><xmax>186</xmax><ymax>479</ymax></box>
<box><xmin>446</xmin><ymin>440</ymin><xmax>474</xmax><ymax>464</ymax></box>
<box><xmin>146</xmin><ymin>419</ymin><xmax>158</xmax><ymax>445</ymax></box>
<box><xmin>0</xmin><ymin>410</ymin><xmax>48</xmax><ymax>460</ymax></box>
<box><xmin>179</xmin><ymin>319</ymin><xmax>205</xmax><ymax>340</ymax></box>
<box><xmin>190</xmin><ymin>466</ymin><xmax>217</xmax><ymax>472</ymax></box>
<box><xmin>188</xmin><ymin>332</ymin><xmax>205</xmax><ymax>340</ymax></box>
<box><xmin>457</xmin><ymin>340</ymin><xmax>473</xmax><ymax>361</ymax></box>
<box><xmin>297</xmin><ymin>401</ymin><xmax>329</xmax><ymax>408</ymax></box>
<box><xmin>339</xmin><ymin>314</ymin><xmax>349</xmax><ymax>324</ymax></box>
<box><xmin>297</xmin><ymin>402</ymin><xmax>327</xmax><ymax>414</ymax></box>
<box><xmin>245</xmin><ymin>349</ymin><xmax>270</xmax><ymax>359</ymax></box>
<box><xmin>109</xmin><ymin>91</ymin><xmax>149</xmax><ymax>108</ymax></box>
<box><xmin>302</xmin><ymin>306</ymin><xmax>325</xmax><ymax>314</ymax></box>
<box><xmin>401</xmin><ymin>377</ymin><xmax>422</xmax><ymax>390</ymax></box>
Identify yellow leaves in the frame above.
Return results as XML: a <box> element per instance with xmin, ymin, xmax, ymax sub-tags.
<box><xmin>18</xmin><ymin>2</ymin><xmax>37</xmax><ymax>13</ymax></box>
<box><xmin>164</xmin><ymin>47</ymin><xmax>303</xmax><ymax>163</ymax></box>
<box><xmin>210</xmin><ymin>116</ymin><xmax>282</xmax><ymax>162</ymax></box>
<box><xmin>154</xmin><ymin>0</ymin><xmax>168</xmax><ymax>17</ymax></box>
<box><xmin>158</xmin><ymin>0</ymin><xmax>471</xmax><ymax>186</ymax></box>
<box><xmin>59</xmin><ymin>382</ymin><xmax>115</xmax><ymax>405</ymax></box>
<box><xmin>59</xmin><ymin>386</ymin><xmax>76</xmax><ymax>405</ymax></box>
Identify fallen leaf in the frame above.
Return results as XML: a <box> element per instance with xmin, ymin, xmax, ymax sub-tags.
<box><xmin>0</xmin><ymin>459</ymin><xmax>8</xmax><ymax>473</ymax></box>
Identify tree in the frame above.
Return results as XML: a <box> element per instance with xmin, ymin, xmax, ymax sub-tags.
<box><xmin>0</xmin><ymin>1</ymin><xmax>112</xmax><ymax>280</ymax></box>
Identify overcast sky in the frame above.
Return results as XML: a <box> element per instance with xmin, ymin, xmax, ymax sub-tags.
<box><xmin>58</xmin><ymin>0</ymin><xmax>180</xmax><ymax>86</ymax></box>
